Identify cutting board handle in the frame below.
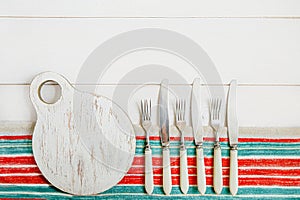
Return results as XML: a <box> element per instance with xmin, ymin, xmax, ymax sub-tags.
<box><xmin>30</xmin><ymin>71</ymin><xmax>73</xmax><ymax>108</ymax></box>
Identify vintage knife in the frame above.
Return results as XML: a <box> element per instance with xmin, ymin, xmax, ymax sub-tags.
<box><xmin>191</xmin><ymin>78</ymin><xmax>206</xmax><ymax>194</ymax></box>
<box><xmin>159</xmin><ymin>79</ymin><xmax>172</xmax><ymax>195</ymax></box>
<box><xmin>227</xmin><ymin>80</ymin><xmax>239</xmax><ymax>195</ymax></box>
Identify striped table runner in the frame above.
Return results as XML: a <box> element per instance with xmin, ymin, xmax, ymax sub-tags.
<box><xmin>0</xmin><ymin>129</ymin><xmax>300</xmax><ymax>199</ymax></box>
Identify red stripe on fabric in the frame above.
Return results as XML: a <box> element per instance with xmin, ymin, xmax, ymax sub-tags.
<box><xmin>2</xmin><ymin>166</ymin><xmax>298</xmax><ymax>179</ymax></box>
<box><xmin>128</xmin><ymin>167</ymin><xmax>198</xmax><ymax>175</ymax></box>
<box><xmin>119</xmin><ymin>175</ymin><xmax>300</xmax><ymax>186</ymax></box>
<box><xmin>132</xmin><ymin>157</ymin><xmax>227</xmax><ymax>167</ymax></box>
<box><xmin>239</xmin><ymin>158</ymin><xmax>300</xmax><ymax>167</ymax></box>
<box><xmin>127</xmin><ymin>167</ymin><xmax>225</xmax><ymax>176</ymax></box>
<box><xmin>0</xmin><ymin>167</ymin><xmax>300</xmax><ymax>176</ymax></box>
<box><xmin>238</xmin><ymin>168</ymin><xmax>300</xmax><ymax>176</ymax></box>
<box><xmin>0</xmin><ymin>156</ymin><xmax>36</xmax><ymax>165</ymax></box>
<box><xmin>1</xmin><ymin>135</ymin><xmax>299</xmax><ymax>143</ymax></box>
<box><xmin>2</xmin><ymin>166</ymin><xmax>298</xmax><ymax>177</ymax></box>
<box><xmin>240</xmin><ymin>177</ymin><xmax>300</xmax><ymax>186</ymax></box>
<box><xmin>1</xmin><ymin>174</ymin><xmax>299</xmax><ymax>186</ymax></box>
<box><xmin>119</xmin><ymin>175</ymin><xmax>225</xmax><ymax>185</ymax></box>
<box><xmin>135</xmin><ymin>136</ymin><xmax>300</xmax><ymax>143</ymax></box>
<box><xmin>0</xmin><ymin>135</ymin><xmax>32</xmax><ymax>140</ymax></box>
<box><xmin>0</xmin><ymin>167</ymin><xmax>40</xmax><ymax>174</ymax></box>
<box><xmin>135</xmin><ymin>136</ymin><xmax>228</xmax><ymax>142</ymax></box>
<box><xmin>0</xmin><ymin>175</ymin><xmax>48</xmax><ymax>184</ymax></box>
<box><xmin>132</xmin><ymin>157</ymin><xmax>300</xmax><ymax>168</ymax></box>
<box><xmin>127</xmin><ymin>167</ymin><xmax>300</xmax><ymax>177</ymax></box>
<box><xmin>1</xmin><ymin>135</ymin><xmax>299</xmax><ymax>144</ymax></box>
<box><xmin>1</xmin><ymin>156</ymin><xmax>299</xmax><ymax>168</ymax></box>
<box><xmin>0</xmin><ymin>174</ymin><xmax>219</xmax><ymax>185</ymax></box>
<box><xmin>238</xmin><ymin>138</ymin><xmax>300</xmax><ymax>143</ymax></box>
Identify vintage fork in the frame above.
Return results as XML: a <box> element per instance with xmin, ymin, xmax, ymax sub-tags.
<box><xmin>210</xmin><ymin>98</ymin><xmax>223</xmax><ymax>194</ymax></box>
<box><xmin>141</xmin><ymin>99</ymin><xmax>154</xmax><ymax>195</ymax></box>
<box><xmin>175</xmin><ymin>99</ymin><xmax>189</xmax><ymax>194</ymax></box>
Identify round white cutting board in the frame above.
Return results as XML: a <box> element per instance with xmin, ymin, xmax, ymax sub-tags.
<box><xmin>30</xmin><ymin>72</ymin><xmax>136</xmax><ymax>195</ymax></box>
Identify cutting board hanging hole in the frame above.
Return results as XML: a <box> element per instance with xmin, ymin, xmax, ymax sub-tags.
<box><xmin>38</xmin><ymin>80</ymin><xmax>62</xmax><ymax>104</ymax></box>
<box><xmin>30</xmin><ymin>72</ymin><xmax>72</xmax><ymax>109</ymax></box>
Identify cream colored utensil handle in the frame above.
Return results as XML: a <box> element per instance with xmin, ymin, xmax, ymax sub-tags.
<box><xmin>180</xmin><ymin>148</ymin><xmax>189</xmax><ymax>194</ymax></box>
<box><xmin>145</xmin><ymin>148</ymin><xmax>154</xmax><ymax>195</ymax></box>
<box><xmin>213</xmin><ymin>144</ymin><xmax>223</xmax><ymax>194</ymax></box>
<box><xmin>230</xmin><ymin>149</ymin><xmax>238</xmax><ymax>195</ymax></box>
<box><xmin>196</xmin><ymin>146</ymin><xmax>206</xmax><ymax>194</ymax></box>
<box><xmin>163</xmin><ymin>147</ymin><xmax>172</xmax><ymax>195</ymax></box>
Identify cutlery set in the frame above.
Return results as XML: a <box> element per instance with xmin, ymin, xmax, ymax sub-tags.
<box><xmin>141</xmin><ymin>78</ymin><xmax>238</xmax><ymax>196</ymax></box>
<box><xmin>29</xmin><ymin>72</ymin><xmax>238</xmax><ymax>196</ymax></box>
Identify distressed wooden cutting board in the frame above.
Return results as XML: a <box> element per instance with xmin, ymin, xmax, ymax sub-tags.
<box><xmin>29</xmin><ymin>72</ymin><xmax>136</xmax><ymax>195</ymax></box>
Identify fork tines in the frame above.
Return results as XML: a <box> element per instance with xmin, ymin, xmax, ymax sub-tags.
<box><xmin>210</xmin><ymin>98</ymin><xmax>222</xmax><ymax>121</ymax></box>
<box><xmin>175</xmin><ymin>99</ymin><xmax>186</xmax><ymax>122</ymax></box>
<box><xmin>141</xmin><ymin>99</ymin><xmax>151</xmax><ymax>121</ymax></box>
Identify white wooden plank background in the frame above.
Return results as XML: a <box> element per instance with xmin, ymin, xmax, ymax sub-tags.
<box><xmin>0</xmin><ymin>2</ymin><xmax>300</xmax><ymax>127</ymax></box>
<box><xmin>0</xmin><ymin>0</ymin><xmax>300</xmax><ymax>17</ymax></box>
<box><xmin>0</xmin><ymin>18</ymin><xmax>300</xmax><ymax>84</ymax></box>
<box><xmin>0</xmin><ymin>85</ymin><xmax>299</xmax><ymax>127</ymax></box>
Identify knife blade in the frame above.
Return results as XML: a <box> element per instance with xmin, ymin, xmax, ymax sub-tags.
<box><xmin>227</xmin><ymin>80</ymin><xmax>238</xmax><ymax>146</ymax></box>
<box><xmin>158</xmin><ymin>79</ymin><xmax>172</xmax><ymax>195</ymax></box>
<box><xmin>227</xmin><ymin>79</ymin><xmax>238</xmax><ymax>196</ymax></box>
<box><xmin>159</xmin><ymin>79</ymin><xmax>170</xmax><ymax>147</ymax></box>
<box><xmin>191</xmin><ymin>78</ymin><xmax>204</xmax><ymax>145</ymax></box>
<box><xmin>191</xmin><ymin>78</ymin><xmax>206</xmax><ymax>194</ymax></box>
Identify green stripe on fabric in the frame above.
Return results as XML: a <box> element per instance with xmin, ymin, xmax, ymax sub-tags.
<box><xmin>2</xmin><ymin>139</ymin><xmax>300</xmax><ymax>149</ymax></box>
<box><xmin>0</xmin><ymin>139</ymin><xmax>32</xmax><ymax>144</ymax></box>
<box><xmin>0</xmin><ymin>144</ymin><xmax>31</xmax><ymax>148</ymax></box>
<box><xmin>1</xmin><ymin>140</ymin><xmax>300</xmax><ymax>152</ymax></box>
<box><xmin>238</xmin><ymin>148</ymin><xmax>300</xmax><ymax>157</ymax></box>
<box><xmin>135</xmin><ymin>147</ymin><xmax>300</xmax><ymax>157</ymax></box>
<box><xmin>0</xmin><ymin>194</ymin><xmax>299</xmax><ymax>200</ymax></box>
<box><xmin>1</xmin><ymin>185</ymin><xmax>300</xmax><ymax>195</ymax></box>
<box><xmin>0</xmin><ymin>185</ymin><xmax>300</xmax><ymax>199</ymax></box>
<box><xmin>238</xmin><ymin>142</ymin><xmax>300</xmax><ymax>148</ymax></box>
<box><xmin>0</xmin><ymin>185</ymin><xmax>60</xmax><ymax>193</ymax></box>
<box><xmin>1</xmin><ymin>144</ymin><xmax>299</xmax><ymax>157</ymax></box>
<box><xmin>136</xmin><ymin>140</ymin><xmax>300</xmax><ymax>148</ymax></box>
<box><xmin>0</xmin><ymin>146</ymin><xmax>33</xmax><ymax>155</ymax></box>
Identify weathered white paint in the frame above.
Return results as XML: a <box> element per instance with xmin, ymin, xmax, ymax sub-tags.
<box><xmin>30</xmin><ymin>72</ymin><xmax>136</xmax><ymax>195</ymax></box>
